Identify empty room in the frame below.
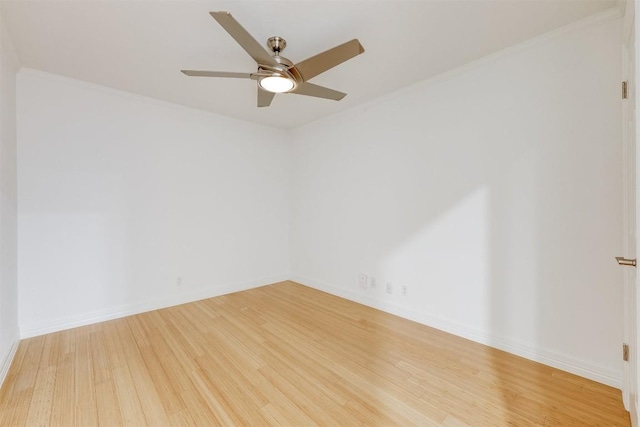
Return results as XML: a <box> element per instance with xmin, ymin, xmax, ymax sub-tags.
<box><xmin>0</xmin><ymin>0</ymin><xmax>637</xmax><ymax>425</ymax></box>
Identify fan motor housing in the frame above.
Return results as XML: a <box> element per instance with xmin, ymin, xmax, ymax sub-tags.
<box><xmin>273</xmin><ymin>55</ymin><xmax>293</xmax><ymax>68</ymax></box>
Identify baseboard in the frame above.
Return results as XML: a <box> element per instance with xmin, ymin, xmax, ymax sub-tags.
<box><xmin>0</xmin><ymin>340</ymin><xmax>19</xmax><ymax>388</ymax></box>
<box><xmin>291</xmin><ymin>274</ymin><xmax>622</xmax><ymax>389</ymax></box>
<box><xmin>20</xmin><ymin>275</ymin><xmax>289</xmax><ymax>339</ymax></box>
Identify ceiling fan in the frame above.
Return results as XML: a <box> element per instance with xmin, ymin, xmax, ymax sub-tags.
<box><xmin>181</xmin><ymin>12</ymin><xmax>365</xmax><ymax>107</ymax></box>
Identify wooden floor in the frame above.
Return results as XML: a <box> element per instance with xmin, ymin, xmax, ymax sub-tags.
<box><xmin>0</xmin><ymin>281</ymin><xmax>630</xmax><ymax>426</ymax></box>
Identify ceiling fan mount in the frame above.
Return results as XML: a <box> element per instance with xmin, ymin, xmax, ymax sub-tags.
<box><xmin>181</xmin><ymin>12</ymin><xmax>365</xmax><ymax>107</ymax></box>
<box><xmin>267</xmin><ymin>36</ymin><xmax>287</xmax><ymax>55</ymax></box>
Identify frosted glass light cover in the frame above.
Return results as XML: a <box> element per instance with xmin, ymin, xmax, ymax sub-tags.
<box><xmin>259</xmin><ymin>76</ymin><xmax>294</xmax><ymax>93</ymax></box>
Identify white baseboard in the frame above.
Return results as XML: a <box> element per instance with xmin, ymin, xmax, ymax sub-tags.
<box><xmin>20</xmin><ymin>275</ymin><xmax>289</xmax><ymax>339</ymax></box>
<box><xmin>0</xmin><ymin>340</ymin><xmax>19</xmax><ymax>388</ymax></box>
<box><xmin>291</xmin><ymin>274</ymin><xmax>622</xmax><ymax>389</ymax></box>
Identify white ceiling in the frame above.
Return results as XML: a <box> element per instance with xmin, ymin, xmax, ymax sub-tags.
<box><xmin>2</xmin><ymin>0</ymin><xmax>617</xmax><ymax>129</ymax></box>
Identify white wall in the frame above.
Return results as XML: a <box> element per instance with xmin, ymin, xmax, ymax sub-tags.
<box><xmin>17</xmin><ymin>71</ymin><xmax>291</xmax><ymax>336</ymax></box>
<box><xmin>0</xmin><ymin>6</ymin><xmax>21</xmax><ymax>384</ymax></box>
<box><xmin>290</xmin><ymin>13</ymin><xmax>623</xmax><ymax>387</ymax></box>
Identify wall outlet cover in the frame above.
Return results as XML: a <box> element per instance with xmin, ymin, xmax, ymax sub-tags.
<box><xmin>358</xmin><ymin>273</ymin><xmax>368</xmax><ymax>289</ymax></box>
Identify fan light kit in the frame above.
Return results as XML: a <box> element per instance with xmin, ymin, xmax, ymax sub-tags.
<box><xmin>259</xmin><ymin>75</ymin><xmax>295</xmax><ymax>93</ymax></box>
<box><xmin>181</xmin><ymin>12</ymin><xmax>364</xmax><ymax>107</ymax></box>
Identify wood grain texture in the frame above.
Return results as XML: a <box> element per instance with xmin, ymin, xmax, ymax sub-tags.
<box><xmin>0</xmin><ymin>281</ymin><xmax>630</xmax><ymax>426</ymax></box>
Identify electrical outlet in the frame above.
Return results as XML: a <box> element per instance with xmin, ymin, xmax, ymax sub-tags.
<box><xmin>177</xmin><ymin>276</ymin><xmax>183</xmax><ymax>287</ymax></box>
<box><xmin>358</xmin><ymin>273</ymin><xmax>368</xmax><ymax>289</ymax></box>
<box><xmin>386</xmin><ymin>283</ymin><xmax>393</xmax><ymax>294</ymax></box>
<box><xmin>402</xmin><ymin>285</ymin><xmax>408</xmax><ymax>296</ymax></box>
<box><xmin>370</xmin><ymin>277</ymin><xmax>376</xmax><ymax>288</ymax></box>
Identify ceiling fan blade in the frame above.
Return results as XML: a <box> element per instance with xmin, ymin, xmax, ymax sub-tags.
<box><xmin>258</xmin><ymin>87</ymin><xmax>276</xmax><ymax>107</ymax></box>
<box><xmin>210</xmin><ymin>12</ymin><xmax>278</xmax><ymax>67</ymax></box>
<box><xmin>181</xmin><ymin>70</ymin><xmax>252</xmax><ymax>78</ymax></box>
<box><xmin>293</xmin><ymin>39</ymin><xmax>364</xmax><ymax>81</ymax></box>
<box><xmin>292</xmin><ymin>82</ymin><xmax>346</xmax><ymax>100</ymax></box>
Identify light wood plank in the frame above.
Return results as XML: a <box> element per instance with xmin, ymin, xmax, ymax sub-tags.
<box><xmin>0</xmin><ymin>281</ymin><xmax>630</xmax><ymax>426</ymax></box>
